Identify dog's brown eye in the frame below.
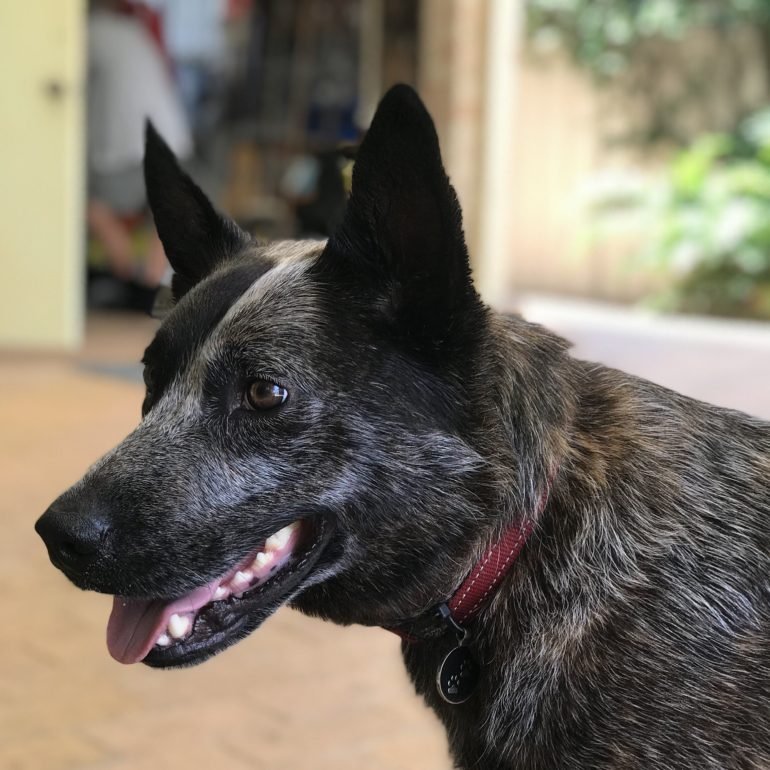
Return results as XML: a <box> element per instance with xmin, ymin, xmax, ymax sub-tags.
<box><xmin>245</xmin><ymin>380</ymin><xmax>288</xmax><ymax>411</ymax></box>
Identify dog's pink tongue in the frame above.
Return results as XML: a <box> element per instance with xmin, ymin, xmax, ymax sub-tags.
<box><xmin>107</xmin><ymin>582</ymin><xmax>219</xmax><ymax>664</ymax></box>
<box><xmin>107</xmin><ymin>597</ymin><xmax>166</xmax><ymax>664</ymax></box>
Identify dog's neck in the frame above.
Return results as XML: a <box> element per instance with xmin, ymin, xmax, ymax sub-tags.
<box><xmin>383</xmin><ymin>478</ymin><xmax>552</xmax><ymax>644</ymax></box>
<box><xmin>381</xmin><ymin>315</ymin><xmax>574</xmax><ymax>636</ymax></box>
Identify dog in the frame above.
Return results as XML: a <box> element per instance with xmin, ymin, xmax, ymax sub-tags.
<box><xmin>37</xmin><ymin>84</ymin><xmax>770</xmax><ymax>769</ymax></box>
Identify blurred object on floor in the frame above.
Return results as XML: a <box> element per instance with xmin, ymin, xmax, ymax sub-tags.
<box><xmin>86</xmin><ymin>0</ymin><xmax>191</xmax><ymax>291</ymax></box>
<box><xmin>86</xmin><ymin>270</ymin><xmax>158</xmax><ymax>314</ymax></box>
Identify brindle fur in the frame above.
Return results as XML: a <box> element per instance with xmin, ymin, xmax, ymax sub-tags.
<box><xmin>37</xmin><ymin>86</ymin><xmax>770</xmax><ymax>769</ymax></box>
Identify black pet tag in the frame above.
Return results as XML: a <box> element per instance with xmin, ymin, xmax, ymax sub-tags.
<box><xmin>436</xmin><ymin>644</ymin><xmax>480</xmax><ymax>705</ymax></box>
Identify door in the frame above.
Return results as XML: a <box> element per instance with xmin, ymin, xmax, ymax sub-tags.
<box><xmin>0</xmin><ymin>0</ymin><xmax>86</xmax><ymax>349</ymax></box>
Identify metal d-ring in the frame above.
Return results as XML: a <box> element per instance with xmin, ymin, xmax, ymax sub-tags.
<box><xmin>437</xmin><ymin>602</ymin><xmax>470</xmax><ymax>645</ymax></box>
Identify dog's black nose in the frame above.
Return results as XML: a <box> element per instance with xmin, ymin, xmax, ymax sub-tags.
<box><xmin>35</xmin><ymin>505</ymin><xmax>108</xmax><ymax>573</ymax></box>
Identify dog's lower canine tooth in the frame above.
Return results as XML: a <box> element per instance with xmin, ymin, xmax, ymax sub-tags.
<box><xmin>168</xmin><ymin>613</ymin><xmax>191</xmax><ymax>639</ymax></box>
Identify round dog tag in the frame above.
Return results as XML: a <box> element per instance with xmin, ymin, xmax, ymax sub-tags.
<box><xmin>436</xmin><ymin>645</ymin><xmax>479</xmax><ymax>705</ymax></box>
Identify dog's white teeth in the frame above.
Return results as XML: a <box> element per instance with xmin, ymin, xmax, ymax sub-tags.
<box><xmin>230</xmin><ymin>570</ymin><xmax>253</xmax><ymax>592</ymax></box>
<box><xmin>254</xmin><ymin>551</ymin><xmax>273</xmax><ymax>569</ymax></box>
<box><xmin>149</xmin><ymin>522</ymin><xmax>304</xmax><ymax>651</ymax></box>
<box><xmin>168</xmin><ymin>613</ymin><xmax>192</xmax><ymax>640</ymax></box>
<box><xmin>213</xmin><ymin>585</ymin><xmax>230</xmax><ymax>601</ymax></box>
<box><xmin>265</xmin><ymin>522</ymin><xmax>298</xmax><ymax>552</ymax></box>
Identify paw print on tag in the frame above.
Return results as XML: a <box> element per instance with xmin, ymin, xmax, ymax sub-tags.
<box><xmin>437</xmin><ymin>646</ymin><xmax>480</xmax><ymax>705</ymax></box>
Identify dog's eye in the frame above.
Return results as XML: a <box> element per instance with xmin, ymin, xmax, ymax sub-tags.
<box><xmin>245</xmin><ymin>380</ymin><xmax>288</xmax><ymax>411</ymax></box>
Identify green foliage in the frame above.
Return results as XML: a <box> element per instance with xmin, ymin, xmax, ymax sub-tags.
<box><xmin>526</xmin><ymin>1</ymin><xmax>770</xmax><ymax>315</ymax></box>
<box><xmin>526</xmin><ymin>0</ymin><xmax>770</xmax><ymax>146</ymax></box>
<box><xmin>594</xmin><ymin>110</ymin><xmax>770</xmax><ymax>318</ymax></box>
<box><xmin>527</xmin><ymin>1</ymin><xmax>770</xmax><ymax>316</ymax></box>
<box><xmin>526</xmin><ymin>0</ymin><xmax>770</xmax><ymax>79</ymax></box>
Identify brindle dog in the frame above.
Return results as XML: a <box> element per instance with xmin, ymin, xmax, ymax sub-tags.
<box><xmin>37</xmin><ymin>85</ymin><xmax>770</xmax><ymax>769</ymax></box>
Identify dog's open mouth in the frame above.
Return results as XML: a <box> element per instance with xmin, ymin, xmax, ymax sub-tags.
<box><xmin>107</xmin><ymin>517</ymin><xmax>329</xmax><ymax>667</ymax></box>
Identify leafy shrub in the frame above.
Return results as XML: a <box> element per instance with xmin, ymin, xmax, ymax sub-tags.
<box><xmin>527</xmin><ymin>0</ymin><xmax>770</xmax><ymax>80</ymax></box>
<box><xmin>591</xmin><ymin>110</ymin><xmax>770</xmax><ymax>318</ymax></box>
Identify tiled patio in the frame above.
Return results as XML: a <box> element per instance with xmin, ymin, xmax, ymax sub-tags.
<box><xmin>2</xmin><ymin>305</ymin><xmax>768</xmax><ymax>770</ymax></box>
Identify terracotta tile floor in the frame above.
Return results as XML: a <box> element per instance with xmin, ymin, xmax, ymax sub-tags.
<box><xmin>1</xmin><ymin>308</ymin><xmax>768</xmax><ymax>770</ymax></box>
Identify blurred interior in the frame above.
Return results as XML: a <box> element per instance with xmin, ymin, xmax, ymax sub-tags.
<box><xmin>1</xmin><ymin>2</ymin><xmax>769</xmax><ymax>768</ymax></box>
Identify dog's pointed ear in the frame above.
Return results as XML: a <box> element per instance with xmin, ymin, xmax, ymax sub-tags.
<box><xmin>316</xmin><ymin>85</ymin><xmax>481</xmax><ymax>345</ymax></box>
<box><xmin>144</xmin><ymin>121</ymin><xmax>249</xmax><ymax>300</ymax></box>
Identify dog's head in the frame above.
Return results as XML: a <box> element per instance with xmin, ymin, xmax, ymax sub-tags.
<box><xmin>36</xmin><ymin>85</ymin><xmax>506</xmax><ymax>668</ymax></box>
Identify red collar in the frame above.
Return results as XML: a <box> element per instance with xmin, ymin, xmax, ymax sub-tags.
<box><xmin>385</xmin><ymin>483</ymin><xmax>550</xmax><ymax>643</ymax></box>
<box><xmin>447</xmin><ymin>514</ymin><xmax>536</xmax><ymax>625</ymax></box>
